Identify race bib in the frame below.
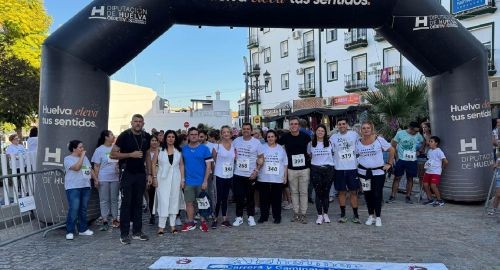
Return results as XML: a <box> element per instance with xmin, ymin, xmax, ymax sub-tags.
<box><xmin>106</xmin><ymin>153</ymin><xmax>118</xmax><ymax>163</ymax></box>
<box><xmin>236</xmin><ymin>159</ymin><xmax>250</xmax><ymax>172</ymax></box>
<box><xmin>196</xmin><ymin>196</ymin><xmax>210</xmax><ymax>210</ymax></box>
<box><xmin>402</xmin><ymin>150</ymin><xmax>416</xmax><ymax>161</ymax></box>
<box><xmin>264</xmin><ymin>162</ymin><xmax>280</xmax><ymax>175</ymax></box>
<box><xmin>81</xmin><ymin>165</ymin><xmax>91</xmax><ymax>179</ymax></box>
<box><xmin>292</xmin><ymin>154</ymin><xmax>305</xmax><ymax>167</ymax></box>
<box><xmin>339</xmin><ymin>149</ymin><xmax>355</xmax><ymax>161</ymax></box>
<box><xmin>360</xmin><ymin>177</ymin><xmax>371</xmax><ymax>191</ymax></box>
<box><xmin>222</xmin><ymin>162</ymin><xmax>233</xmax><ymax>177</ymax></box>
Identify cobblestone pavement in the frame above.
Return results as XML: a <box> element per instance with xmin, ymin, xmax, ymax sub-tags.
<box><xmin>0</xmin><ymin>190</ymin><xmax>498</xmax><ymax>270</ymax></box>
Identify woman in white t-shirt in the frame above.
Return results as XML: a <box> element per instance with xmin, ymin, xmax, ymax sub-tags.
<box><xmin>63</xmin><ymin>140</ymin><xmax>94</xmax><ymax>240</ymax></box>
<box><xmin>355</xmin><ymin>121</ymin><xmax>394</xmax><ymax>227</ymax></box>
<box><xmin>307</xmin><ymin>124</ymin><xmax>335</xmax><ymax>225</ymax></box>
<box><xmin>211</xmin><ymin>125</ymin><xmax>235</xmax><ymax>229</ymax></box>
<box><xmin>91</xmin><ymin>130</ymin><xmax>119</xmax><ymax>231</ymax></box>
<box><xmin>258</xmin><ymin>130</ymin><xmax>288</xmax><ymax>224</ymax></box>
<box><xmin>5</xmin><ymin>134</ymin><xmax>27</xmax><ymax>171</ymax></box>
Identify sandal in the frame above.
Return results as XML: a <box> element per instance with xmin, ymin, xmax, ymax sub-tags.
<box><xmin>171</xmin><ymin>229</ymin><xmax>178</xmax><ymax>234</ymax></box>
<box><xmin>157</xmin><ymin>230</ymin><xmax>164</xmax><ymax>235</ymax></box>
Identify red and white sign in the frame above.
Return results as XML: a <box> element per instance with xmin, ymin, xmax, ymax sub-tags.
<box><xmin>333</xmin><ymin>94</ymin><xmax>360</xmax><ymax>106</ymax></box>
<box><xmin>183</xmin><ymin>122</ymin><xmax>190</xmax><ymax>128</ymax></box>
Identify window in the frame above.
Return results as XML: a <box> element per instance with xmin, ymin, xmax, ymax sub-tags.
<box><xmin>280</xmin><ymin>40</ymin><xmax>288</xmax><ymax>58</ymax></box>
<box><xmin>263</xmin><ymin>47</ymin><xmax>271</xmax><ymax>63</ymax></box>
<box><xmin>252</xmin><ymin>52</ymin><xmax>259</xmax><ymax>67</ymax></box>
<box><xmin>281</xmin><ymin>73</ymin><xmax>289</xmax><ymax>90</ymax></box>
<box><xmin>468</xmin><ymin>23</ymin><xmax>494</xmax><ymax>72</ymax></box>
<box><xmin>304</xmin><ymin>67</ymin><xmax>315</xmax><ymax>90</ymax></box>
<box><xmin>263</xmin><ymin>28</ymin><xmax>270</xmax><ymax>33</ymax></box>
<box><xmin>326</xmin><ymin>29</ymin><xmax>337</xmax><ymax>43</ymax></box>
<box><xmin>383</xmin><ymin>47</ymin><xmax>400</xmax><ymax>68</ymax></box>
<box><xmin>327</xmin><ymin>61</ymin><xmax>338</xmax><ymax>81</ymax></box>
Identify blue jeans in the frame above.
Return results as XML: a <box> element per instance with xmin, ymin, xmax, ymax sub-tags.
<box><xmin>66</xmin><ymin>187</ymin><xmax>91</xmax><ymax>234</ymax></box>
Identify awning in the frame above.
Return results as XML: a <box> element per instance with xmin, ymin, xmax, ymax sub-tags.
<box><xmin>274</xmin><ymin>101</ymin><xmax>291</xmax><ymax>110</ymax></box>
<box><xmin>263</xmin><ymin>115</ymin><xmax>286</xmax><ymax>123</ymax></box>
<box><xmin>290</xmin><ymin>106</ymin><xmax>358</xmax><ymax>117</ymax></box>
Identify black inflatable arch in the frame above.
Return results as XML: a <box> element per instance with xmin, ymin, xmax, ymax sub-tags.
<box><xmin>38</xmin><ymin>0</ymin><xmax>492</xmax><ymax>220</ymax></box>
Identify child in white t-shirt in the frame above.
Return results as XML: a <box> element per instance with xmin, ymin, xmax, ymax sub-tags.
<box><xmin>422</xmin><ymin>136</ymin><xmax>448</xmax><ymax>207</ymax></box>
<box><xmin>488</xmin><ymin>158</ymin><xmax>500</xmax><ymax>215</ymax></box>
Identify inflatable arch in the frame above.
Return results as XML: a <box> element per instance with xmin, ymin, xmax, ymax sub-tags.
<box><xmin>37</xmin><ymin>0</ymin><xmax>492</xmax><ymax>220</ymax></box>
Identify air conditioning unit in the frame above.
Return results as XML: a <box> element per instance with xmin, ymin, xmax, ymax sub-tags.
<box><xmin>296</xmin><ymin>68</ymin><xmax>304</xmax><ymax>75</ymax></box>
<box><xmin>292</xmin><ymin>31</ymin><xmax>301</xmax><ymax>40</ymax></box>
<box><xmin>322</xmin><ymin>97</ymin><xmax>331</xmax><ymax>107</ymax></box>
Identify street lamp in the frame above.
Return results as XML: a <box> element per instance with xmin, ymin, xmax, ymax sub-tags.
<box><xmin>243</xmin><ymin>63</ymin><xmax>270</xmax><ymax>124</ymax></box>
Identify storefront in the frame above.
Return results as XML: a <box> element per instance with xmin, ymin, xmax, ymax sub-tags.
<box><xmin>262</xmin><ymin>101</ymin><xmax>291</xmax><ymax>129</ymax></box>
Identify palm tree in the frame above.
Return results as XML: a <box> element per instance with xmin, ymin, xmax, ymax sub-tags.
<box><xmin>362</xmin><ymin>77</ymin><xmax>428</xmax><ymax>140</ymax></box>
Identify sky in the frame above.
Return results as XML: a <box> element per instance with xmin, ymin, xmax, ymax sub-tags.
<box><xmin>43</xmin><ymin>0</ymin><xmax>249</xmax><ymax>110</ymax></box>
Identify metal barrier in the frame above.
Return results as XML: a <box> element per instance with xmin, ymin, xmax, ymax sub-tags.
<box><xmin>0</xmin><ymin>168</ymin><xmax>67</xmax><ymax>247</ymax></box>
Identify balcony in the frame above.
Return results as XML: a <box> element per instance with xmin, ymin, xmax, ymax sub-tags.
<box><xmin>297</xmin><ymin>44</ymin><xmax>315</xmax><ymax>63</ymax></box>
<box><xmin>247</xmin><ymin>35</ymin><xmax>259</xmax><ymax>49</ymax></box>
<box><xmin>344</xmin><ymin>72</ymin><xmax>368</xmax><ymax>93</ymax></box>
<box><xmin>249</xmin><ymin>64</ymin><xmax>261</xmax><ymax>77</ymax></box>
<box><xmin>344</xmin><ymin>29</ymin><xmax>368</xmax><ymax>50</ymax></box>
<box><xmin>298</xmin><ymin>83</ymin><xmax>316</xmax><ymax>98</ymax></box>
<box><xmin>454</xmin><ymin>0</ymin><xmax>496</xmax><ymax>20</ymax></box>
<box><xmin>373</xmin><ymin>32</ymin><xmax>385</xmax><ymax>42</ymax></box>
<box><xmin>375</xmin><ymin>66</ymin><xmax>401</xmax><ymax>87</ymax></box>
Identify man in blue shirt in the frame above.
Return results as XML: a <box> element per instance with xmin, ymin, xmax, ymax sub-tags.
<box><xmin>181</xmin><ymin>127</ymin><xmax>212</xmax><ymax>232</ymax></box>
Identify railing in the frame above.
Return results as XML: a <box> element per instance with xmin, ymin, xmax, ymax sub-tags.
<box><xmin>297</xmin><ymin>44</ymin><xmax>315</xmax><ymax>63</ymax></box>
<box><xmin>298</xmin><ymin>82</ymin><xmax>316</xmax><ymax>98</ymax></box>
<box><xmin>247</xmin><ymin>34</ymin><xmax>259</xmax><ymax>48</ymax></box>
<box><xmin>375</xmin><ymin>66</ymin><xmax>401</xmax><ymax>86</ymax></box>
<box><xmin>454</xmin><ymin>0</ymin><xmax>496</xmax><ymax>19</ymax></box>
<box><xmin>344</xmin><ymin>72</ymin><xmax>368</xmax><ymax>93</ymax></box>
<box><xmin>344</xmin><ymin>29</ymin><xmax>368</xmax><ymax>50</ymax></box>
<box><xmin>0</xmin><ymin>152</ymin><xmax>68</xmax><ymax>246</ymax></box>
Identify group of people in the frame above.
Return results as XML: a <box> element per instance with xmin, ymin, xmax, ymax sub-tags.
<box><xmin>62</xmin><ymin>114</ymin><xmax>450</xmax><ymax>244</ymax></box>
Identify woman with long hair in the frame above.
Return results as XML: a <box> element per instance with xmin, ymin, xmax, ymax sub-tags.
<box><xmin>258</xmin><ymin>129</ymin><xmax>288</xmax><ymax>224</ymax></box>
<box><xmin>152</xmin><ymin>130</ymin><xmax>185</xmax><ymax>234</ymax></box>
<box><xmin>307</xmin><ymin>124</ymin><xmax>335</xmax><ymax>225</ymax></box>
<box><xmin>355</xmin><ymin>121</ymin><xmax>395</xmax><ymax>227</ymax></box>
<box><xmin>146</xmin><ymin>135</ymin><xmax>161</xmax><ymax>225</ymax></box>
<box><xmin>91</xmin><ymin>130</ymin><xmax>120</xmax><ymax>230</ymax></box>
<box><xmin>211</xmin><ymin>125</ymin><xmax>235</xmax><ymax>229</ymax></box>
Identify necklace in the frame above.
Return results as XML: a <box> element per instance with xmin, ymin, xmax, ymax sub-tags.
<box><xmin>132</xmin><ymin>132</ymin><xmax>143</xmax><ymax>151</ymax></box>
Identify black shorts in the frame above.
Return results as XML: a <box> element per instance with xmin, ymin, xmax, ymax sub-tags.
<box><xmin>334</xmin><ymin>169</ymin><xmax>359</xmax><ymax>191</ymax></box>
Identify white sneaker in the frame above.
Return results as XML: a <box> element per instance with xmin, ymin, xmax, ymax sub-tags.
<box><xmin>175</xmin><ymin>217</ymin><xmax>182</xmax><ymax>226</ymax></box>
<box><xmin>375</xmin><ymin>217</ymin><xmax>382</xmax><ymax>227</ymax></box>
<box><xmin>79</xmin><ymin>229</ymin><xmax>94</xmax><ymax>236</ymax></box>
<box><xmin>365</xmin><ymin>215</ymin><xmax>375</xmax><ymax>226</ymax></box>
<box><xmin>232</xmin><ymin>217</ymin><xmax>243</xmax><ymax>227</ymax></box>
<box><xmin>322</xmin><ymin>214</ymin><xmax>331</xmax><ymax>223</ymax></box>
<box><xmin>65</xmin><ymin>233</ymin><xmax>74</xmax><ymax>240</ymax></box>
<box><xmin>316</xmin><ymin>215</ymin><xmax>323</xmax><ymax>225</ymax></box>
<box><xmin>247</xmin><ymin>216</ymin><xmax>256</xmax><ymax>226</ymax></box>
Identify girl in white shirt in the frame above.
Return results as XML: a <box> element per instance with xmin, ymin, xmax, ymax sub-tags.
<box><xmin>258</xmin><ymin>130</ymin><xmax>288</xmax><ymax>224</ymax></box>
<box><xmin>355</xmin><ymin>121</ymin><xmax>394</xmax><ymax>227</ymax></box>
<box><xmin>307</xmin><ymin>124</ymin><xmax>335</xmax><ymax>225</ymax></box>
<box><xmin>212</xmin><ymin>126</ymin><xmax>236</xmax><ymax>228</ymax></box>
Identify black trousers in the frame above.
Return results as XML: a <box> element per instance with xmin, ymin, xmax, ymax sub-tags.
<box><xmin>233</xmin><ymin>174</ymin><xmax>255</xmax><ymax>217</ymax></box>
<box><xmin>363</xmin><ymin>174</ymin><xmax>385</xmax><ymax>217</ymax></box>
<box><xmin>120</xmin><ymin>171</ymin><xmax>146</xmax><ymax>237</ymax></box>
<box><xmin>258</xmin><ymin>181</ymin><xmax>283</xmax><ymax>221</ymax></box>
<box><xmin>148</xmin><ymin>186</ymin><xmax>155</xmax><ymax>216</ymax></box>
<box><xmin>215</xmin><ymin>176</ymin><xmax>232</xmax><ymax>217</ymax></box>
<box><xmin>310</xmin><ymin>165</ymin><xmax>334</xmax><ymax>215</ymax></box>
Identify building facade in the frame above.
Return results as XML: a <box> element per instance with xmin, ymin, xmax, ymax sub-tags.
<box><xmin>246</xmin><ymin>1</ymin><xmax>499</xmax><ymax>128</ymax></box>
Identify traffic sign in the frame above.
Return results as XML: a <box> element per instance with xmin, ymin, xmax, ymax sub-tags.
<box><xmin>184</xmin><ymin>122</ymin><xmax>190</xmax><ymax>128</ymax></box>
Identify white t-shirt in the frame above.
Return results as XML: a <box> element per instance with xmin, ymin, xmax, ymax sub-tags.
<box><xmin>330</xmin><ymin>131</ymin><xmax>359</xmax><ymax>170</ymax></box>
<box><xmin>424</xmin><ymin>148</ymin><xmax>446</xmax><ymax>175</ymax></box>
<box><xmin>258</xmin><ymin>144</ymin><xmax>288</xmax><ymax>183</ymax></box>
<box><xmin>233</xmin><ymin>137</ymin><xmax>264</xmax><ymax>177</ymax></box>
<box><xmin>307</xmin><ymin>142</ymin><xmax>334</xmax><ymax>166</ymax></box>
<box><xmin>6</xmin><ymin>144</ymin><xmax>27</xmax><ymax>169</ymax></box>
<box><xmin>64</xmin><ymin>155</ymin><xmax>92</xmax><ymax>190</ymax></box>
<box><xmin>27</xmin><ymin>137</ymin><xmax>38</xmax><ymax>152</ymax></box>
<box><xmin>214</xmin><ymin>143</ymin><xmax>236</xmax><ymax>179</ymax></box>
<box><xmin>91</xmin><ymin>145</ymin><xmax>119</xmax><ymax>181</ymax></box>
<box><xmin>356</xmin><ymin>137</ymin><xmax>391</xmax><ymax>176</ymax></box>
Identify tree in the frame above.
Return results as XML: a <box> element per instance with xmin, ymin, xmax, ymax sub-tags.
<box><xmin>362</xmin><ymin>77</ymin><xmax>428</xmax><ymax>140</ymax></box>
<box><xmin>0</xmin><ymin>1</ymin><xmax>51</xmax><ymax>135</ymax></box>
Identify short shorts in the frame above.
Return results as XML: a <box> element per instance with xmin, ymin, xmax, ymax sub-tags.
<box><xmin>334</xmin><ymin>169</ymin><xmax>359</xmax><ymax>191</ymax></box>
<box><xmin>184</xmin><ymin>185</ymin><xmax>202</xmax><ymax>203</ymax></box>
<box><xmin>423</xmin><ymin>173</ymin><xmax>441</xmax><ymax>185</ymax></box>
<box><xmin>394</xmin><ymin>159</ymin><xmax>418</xmax><ymax>178</ymax></box>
